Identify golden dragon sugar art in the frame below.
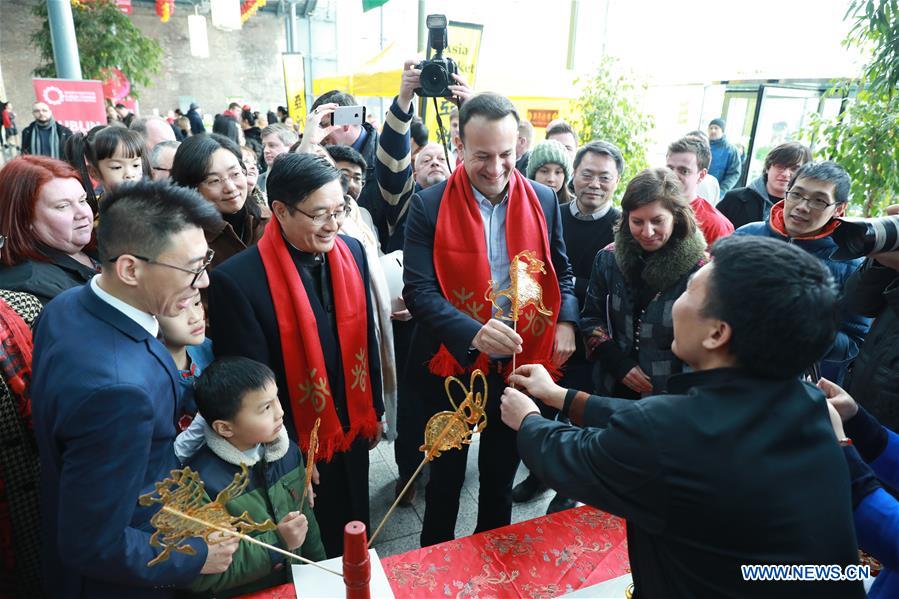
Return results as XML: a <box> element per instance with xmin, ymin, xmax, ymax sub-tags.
<box><xmin>138</xmin><ymin>464</ymin><xmax>276</xmax><ymax>567</ymax></box>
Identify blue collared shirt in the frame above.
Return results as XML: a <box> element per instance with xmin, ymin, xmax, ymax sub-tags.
<box><xmin>352</xmin><ymin>126</ymin><xmax>368</xmax><ymax>153</ymax></box>
<box><xmin>471</xmin><ymin>184</ymin><xmax>511</xmax><ymax>319</ymax></box>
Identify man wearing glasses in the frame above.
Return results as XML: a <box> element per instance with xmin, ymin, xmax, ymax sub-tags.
<box><xmin>29</xmin><ymin>181</ymin><xmax>232</xmax><ymax>598</ymax></box>
<box><xmin>206</xmin><ymin>153</ymin><xmax>383</xmax><ymax>558</ymax></box>
<box><xmin>734</xmin><ymin>161</ymin><xmax>870</xmax><ymax>384</ymax></box>
<box><xmin>149</xmin><ymin>140</ymin><xmax>180</xmax><ymax>181</ymax></box>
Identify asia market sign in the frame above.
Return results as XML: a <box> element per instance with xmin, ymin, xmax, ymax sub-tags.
<box><xmin>32</xmin><ymin>78</ymin><xmax>107</xmax><ymax>133</ymax></box>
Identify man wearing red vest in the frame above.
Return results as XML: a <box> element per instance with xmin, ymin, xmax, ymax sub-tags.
<box><xmin>403</xmin><ymin>92</ymin><xmax>579</xmax><ymax>546</ymax></box>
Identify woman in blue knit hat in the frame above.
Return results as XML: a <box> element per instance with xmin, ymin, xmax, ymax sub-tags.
<box><xmin>527</xmin><ymin>138</ymin><xmax>573</xmax><ymax>203</ymax></box>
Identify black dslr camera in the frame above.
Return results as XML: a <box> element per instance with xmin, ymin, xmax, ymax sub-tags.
<box><xmin>414</xmin><ymin>14</ymin><xmax>459</xmax><ymax>98</ymax></box>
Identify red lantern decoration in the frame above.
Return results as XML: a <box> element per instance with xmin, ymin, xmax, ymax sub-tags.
<box><xmin>240</xmin><ymin>0</ymin><xmax>266</xmax><ymax>23</ymax></box>
<box><xmin>155</xmin><ymin>0</ymin><xmax>174</xmax><ymax>22</ymax></box>
<box><xmin>100</xmin><ymin>67</ymin><xmax>131</xmax><ymax>102</ymax></box>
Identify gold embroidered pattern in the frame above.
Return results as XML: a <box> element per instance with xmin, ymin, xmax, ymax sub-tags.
<box><xmin>298</xmin><ymin>368</ymin><xmax>330</xmax><ymax>413</ymax></box>
<box><xmin>452</xmin><ymin>287</ymin><xmax>485</xmax><ymax>321</ymax></box>
<box><xmin>351</xmin><ymin>348</ymin><xmax>367</xmax><ymax>392</ymax></box>
<box><xmin>519</xmin><ymin>310</ymin><xmax>552</xmax><ymax>337</ymax></box>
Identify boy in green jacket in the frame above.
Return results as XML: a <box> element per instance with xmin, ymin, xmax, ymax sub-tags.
<box><xmin>187</xmin><ymin>357</ymin><xmax>326</xmax><ymax>597</ymax></box>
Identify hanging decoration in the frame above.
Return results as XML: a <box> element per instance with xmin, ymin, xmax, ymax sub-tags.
<box><xmin>188</xmin><ymin>13</ymin><xmax>210</xmax><ymax>58</ymax></box>
<box><xmin>211</xmin><ymin>0</ymin><xmax>242</xmax><ymax>31</ymax></box>
<box><xmin>240</xmin><ymin>0</ymin><xmax>267</xmax><ymax>23</ymax></box>
<box><xmin>100</xmin><ymin>67</ymin><xmax>130</xmax><ymax>102</ymax></box>
<box><xmin>155</xmin><ymin>0</ymin><xmax>174</xmax><ymax>22</ymax></box>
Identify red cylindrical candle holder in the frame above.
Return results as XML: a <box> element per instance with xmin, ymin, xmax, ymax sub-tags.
<box><xmin>343</xmin><ymin>521</ymin><xmax>370</xmax><ymax>599</ymax></box>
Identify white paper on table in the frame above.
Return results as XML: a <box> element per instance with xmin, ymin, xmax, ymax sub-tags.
<box><xmin>562</xmin><ymin>572</ymin><xmax>633</xmax><ymax>597</ymax></box>
<box><xmin>379</xmin><ymin>250</ymin><xmax>404</xmax><ymax>313</ymax></box>
<box><xmin>292</xmin><ymin>548</ymin><xmax>394</xmax><ymax>599</ymax></box>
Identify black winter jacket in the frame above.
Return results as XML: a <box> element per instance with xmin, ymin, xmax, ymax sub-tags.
<box><xmin>845</xmin><ymin>258</ymin><xmax>899</xmax><ymax>430</ymax></box>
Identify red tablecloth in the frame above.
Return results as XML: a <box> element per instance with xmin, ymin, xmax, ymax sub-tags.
<box><xmin>240</xmin><ymin>506</ymin><xmax>630</xmax><ymax>599</ymax></box>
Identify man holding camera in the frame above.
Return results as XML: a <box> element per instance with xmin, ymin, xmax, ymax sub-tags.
<box><xmin>403</xmin><ymin>91</ymin><xmax>579</xmax><ymax>546</ymax></box>
<box><xmin>376</xmin><ymin>59</ymin><xmax>470</xmax><ymax>254</ymax></box>
<box><xmin>375</xmin><ymin>57</ymin><xmax>468</xmax><ymax>505</ymax></box>
<box><xmin>843</xmin><ymin>204</ymin><xmax>899</xmax><ymax>432</ymax></box>
<box><xmin>733</xmin><ymin>161</ymin><xmax>870</xmax><ymax>383</ymax></box>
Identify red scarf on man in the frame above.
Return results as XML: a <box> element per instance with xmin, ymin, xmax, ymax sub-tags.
<box><xmin>258</xmin><ymin>220</ymin><xmax>379</xmax><ymax>461</ymax></box>
<box><xmin>430</xmin><ymin>167</ymin><xmax>562</xmax><ymax>379</ymax></box>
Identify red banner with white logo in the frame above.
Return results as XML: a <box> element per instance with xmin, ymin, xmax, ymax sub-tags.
<box><xmin>32</xmin><ymin>78</ymin><xmax>107</xmax><ymax>134</ymax></box>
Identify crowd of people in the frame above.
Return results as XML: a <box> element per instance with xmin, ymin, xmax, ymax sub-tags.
<box><xmin>1</xmin><ymin>57</ymin><xmax>898</xmax><ymax>599</ymax></box>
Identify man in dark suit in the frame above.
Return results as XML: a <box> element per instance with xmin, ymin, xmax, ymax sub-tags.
<box><xmin>403</xmin><ymin>92</ymin><xmax>579</xmax><ymax>547</ymax></box>
<box><xmin>501</xmin><ymin>235</ymin><xmax>865</xmax><ymax>598</ymax></box>
<box><xmin>30</xmin><ymin>181</ymin><xmax>233</xmax><ymax>598</ymax></box>
<box><xmin>207</xmin><ymin>153</ymin><xmax>383</xmax><ymax>558</ymax></box>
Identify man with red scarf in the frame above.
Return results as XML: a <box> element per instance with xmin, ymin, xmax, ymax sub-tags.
<box><xmin>207</xmin><ymin>152</ymin><xmax>383</xmax><ymax>558</ymax></box>
<box><xmin>403</xmin><ymin>92</ymin><xmax>579</xmax><ymax>546</ymax></box>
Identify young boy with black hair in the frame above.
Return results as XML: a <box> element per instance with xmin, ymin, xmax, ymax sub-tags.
<box><xmin>158</xmin><ymin>293</ymin><xmax>214</xmax><ymax>437</ymax></box>
<box><xmin>187</xmin><ymin>357</ymin><xmax>326</xmax><ymax>596</ymax></box>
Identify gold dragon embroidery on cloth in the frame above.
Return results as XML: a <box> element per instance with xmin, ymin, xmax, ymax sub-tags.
<box><xmin>453</xmin><ymin>564</ymin><xmax>520</xmax><ymax>598</ymax></box>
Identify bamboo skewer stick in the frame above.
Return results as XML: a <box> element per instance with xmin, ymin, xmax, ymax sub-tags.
<box><xmin>511</xmin><ymin>315</ymin><xmax>519</xmax><ymax>388</ymax></box>
<box><xmin>161</xmin><ymin>506</ymin><xmax>342</xmax><ymax>577</ymax></box>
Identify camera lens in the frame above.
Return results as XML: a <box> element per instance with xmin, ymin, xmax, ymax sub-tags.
<box><xmin>420</xmin><ymin>62</ymin><xmax>448</xmax><ymax>97</ymax></box>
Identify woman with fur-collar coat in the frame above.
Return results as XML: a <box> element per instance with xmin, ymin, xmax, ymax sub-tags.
<box><xmin>581</xmin><ymin>168</ymin><xmax>708</xmax><ymax>398</ymax></box>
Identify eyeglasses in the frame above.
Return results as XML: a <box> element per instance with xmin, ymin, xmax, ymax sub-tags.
<box><xmin>785</xmin><ymin>190</ymin><xmax>836</xmax><ymax>212</ymax></box>
<box><xmin>340</xmin><ymin>172</ymin><xmax>366</xmax><ymax>186</ymax></box>
<box><xmin>577</xmin><ymin>171</ymin><xmax>616</xmax><ymax>185</ymax></box>
<box><xmin>201</xmin><ymin>169</ymin><xmax>246</xmax><ymax>189</ymax></box>
<box><xmin>109</xmin><ymin>248</ymin><xmax>215</xmax><ymax>288</ymax></box>
<box><xmin>288</xmin><ymin>205</ymin><xmax>351</xmax><ymax>226</ymax></box>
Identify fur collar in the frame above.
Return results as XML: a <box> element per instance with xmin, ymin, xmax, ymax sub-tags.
<box><xmin>203</xmin><ymin>422</ymin><xmax>290</xmax><ymax>466</ymax></box>
<box><xmin>613</xmin><ymin>225</ymin><xmax>707</xmax><ymax>292</ymax></box>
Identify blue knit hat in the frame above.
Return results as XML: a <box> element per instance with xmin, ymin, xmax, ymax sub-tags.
<box><xmin>709</xmin><ymin>118</ymin><xmax>726</xmax><ymax>130</ymax></box>
<box><xmin>526</xmin><ymin>139</ymin><xmax>572</xmax><ymax>182</ymax></box>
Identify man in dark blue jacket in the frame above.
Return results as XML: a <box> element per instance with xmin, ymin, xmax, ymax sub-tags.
<box><xmin>502</xmin><ymin>235</ymin><xmax>865</xmax><ymax>598</ymax></box>
<box><xmin>403</xmin><ymin>92</ymin><xmax>579</xmax><ymax>546</ymax></box>
<box><xmin>733</xmin><ymin>160</ymin><xmax>870</xmax><ymax>383</ymax></box>
<box><xmin>30</xmin><ymin>181</ymin><xmax>231</xmax><ymax>598</ymax></box>
<box><xmin>186</xmin><ymin>102</ymin><xmax>205</xmax><ymax>135</ymax></box>
<box><xmin>707</xmin><ymin>118</ymin><xmax>742</xmax><ymax>193</ymax></box>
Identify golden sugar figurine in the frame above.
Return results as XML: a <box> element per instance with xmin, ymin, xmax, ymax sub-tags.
<box><xmin>485</xmin><ymin>249</ymin><xmax>553</xmax><ymax>322</ymax></box>
<box><xmin>420</xmin><ymin>369</ymin><xmax>489</xmax><ymax>458</ymax></box>
<box><xmin>139</xmin><ymin>464</ymin><xmax>275</xmax><ymax>567</ymax></box>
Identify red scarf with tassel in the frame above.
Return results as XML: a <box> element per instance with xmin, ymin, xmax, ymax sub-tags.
<box><xmin>258</xmin><ymin>221</ymin><xmax>379</xmax><ymax>460</ymax></box>
<box><xmin>430</xmin><ymin>167</ymin><xmax>562</xmax><ymax>379</ymax></box>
